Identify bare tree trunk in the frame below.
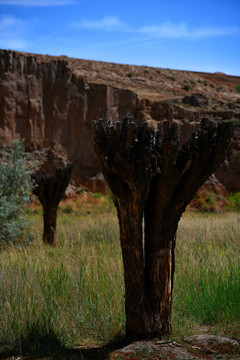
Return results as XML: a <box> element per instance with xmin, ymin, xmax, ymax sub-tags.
<box><xmin>115</xmin><ymin>197</ymin><xmax>149</xmax><ymax>337</ymax></box>
<box><xmin>93</xmin><ymin>116</ymin><xmax>233</xmax><ymax>340</ymax></box>
<box><xmin>93</xmin><ymin>117</ymin><xmax>156</xmax><ymax>338</ymax></box>
<box><xmin>144</xmin><ymin>199</ymin><xmax>179</xmax><ymax>335</ymax></box>
<box><xmin>42</xmin><ymin>204</ymin><xmax>58</xmax><ymax>245</ymax></box>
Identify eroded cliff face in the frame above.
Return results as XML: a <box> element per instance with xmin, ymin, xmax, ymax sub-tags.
<box><xmin>0</xmin><ymin>50</ymin><xmax>140</xmax><ymax>191</ymax></box>
<box><xmin>0</xmin><ymin>49</ymin><xmax>239</xmax><ymax>192</ymax></box>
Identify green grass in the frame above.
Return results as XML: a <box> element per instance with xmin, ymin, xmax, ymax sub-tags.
<box><xmin>173</xmin><ymin>212</ymin><xmax>240</xmax><ymax>337</ymax></box>
<box><xmin>0</xmin><ymin>199</ymin><xmax>239</xmax><ymax>357</ymax></box>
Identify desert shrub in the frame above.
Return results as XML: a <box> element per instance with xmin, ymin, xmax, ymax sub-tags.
<box><xmin>183</xmin><ymin>84</ymin><xmax>191</xmax><ymax>91</ymax></box>
<box><xmin>235</xmin><ymin>85</ymin><xmax>240</xmax><ymax>93</ymax></box>
<box><xmin>200</xmin><ymin>191</ymin><xmax>218</xmax><ymax>211</ymax></box>
<box><xmin>224</xmin><ymin>118</ymin><xmax>240</xmax><ymax>127</ymax></box>
<box><xmin>126</xmin><ymin>72</ymin><xmax>133</xmax><ymax>78</ymax></box>
<box><xmin>60</xmin><ymin>204</ymin><xmax>75</xmax><ymax>214</ymax></box>
<box><xmin>226</xmin><ymin>192</ymin><xmax>240</xmax><ymax>211</ymax></box>
<box><xmin>0</xmin><ymin>139</ymin><xmax>33</xmax><ymax>246</ymax></box>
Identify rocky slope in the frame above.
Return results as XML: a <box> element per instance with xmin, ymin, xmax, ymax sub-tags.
<box><xmin>0</xmin><ymin>49</ymin><xmax>240</xmax><ymax>193</ymax></box>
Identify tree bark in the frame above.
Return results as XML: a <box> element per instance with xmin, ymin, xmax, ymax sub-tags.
<box><xmin>116</xmin><ymin>197</ymin><xmax>149</xmax><ymax>337</ymax></box>
<box><xmin>42</xmin><ymin>203</ymin><xmax>58</xmax><ymax>245</ymax></box>
<box><xmin>93</xmin><ymin>116</ymin><xmax>233</xmax><ymax>340</ymax></box>
<box><xmin>144</xmin><ymin>200</ymin><xmax>179</xmax><ymax>335</ymax></box>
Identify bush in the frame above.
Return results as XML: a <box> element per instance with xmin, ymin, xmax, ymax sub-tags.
<box><xmin>224</xmin><ymin>118</ymin><xmax>240</xmax><ymax>127</ymax></box>
<box><xmin>226</xmin><ymin>192</ymin><xmax>240</xmax><ymax>211</ymax></box>
<box><xmin>60</xmin><ymin>204</ymin><xmax>75</xmax><ymax>214</ymax></box>
<box><xmin>235</xmin><ymin>85</ymin><xmax>240</xmax><ymax>93</ymax></box>
<box><xmin>183</xmin><ymin>84</ymin><xmax>191</xmax><ymax>91</ymax></box>
<box><xmin>0</xmin><ymin>139</ymin><xmax>34</xmax><ymax>245</ymax></box>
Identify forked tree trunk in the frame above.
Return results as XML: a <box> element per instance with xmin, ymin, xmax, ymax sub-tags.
<box><xmin>93</xmin><ymin>116</ymin><xmax>233</xmax><ymax>339</ymax></box>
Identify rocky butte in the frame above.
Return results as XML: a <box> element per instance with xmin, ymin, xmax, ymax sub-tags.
<box><xmin>0</xmin><ymin>49</ymin><xmax>240</xmax><ymax>194</ymax></box>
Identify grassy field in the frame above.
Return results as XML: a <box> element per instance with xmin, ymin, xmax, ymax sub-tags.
<box><xmin>0</xmin><ymin>193</ymin><xmax>239</xmax><ymax>357</ymax></box>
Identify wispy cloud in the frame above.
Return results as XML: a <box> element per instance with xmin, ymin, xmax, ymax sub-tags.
<box><xmin>72</xmin><ymin>16</ymin><xmax>127</xmax><ymax>32</ymax></box>
<box><xmin>73</xmin><ymin>16</ymin><xmax>239</xmax><ymax>40</ymax></box>
<box><xmin>0</xmin><ymin>15</ymin><xmax>30</xmax><ymax>49</ymax></box>
<box><xmin>0</xmin><ymin>0</ymin><xmax>76</xmax><ymax>6</ymax></box>
<box><xmin>139</xmin><ymin>22</ymin><xmax>239</xmax><ymax>39</ymax></box>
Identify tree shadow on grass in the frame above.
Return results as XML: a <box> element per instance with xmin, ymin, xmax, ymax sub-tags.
<box><xmin>0</xmin><ymin>322</ymin><xmax>130</xmax><ymax>360</ymax></box>
<box><xmin>57</xmin><ymin>338</ymin><xmax>130</xmax><ymax>360</ymax></box>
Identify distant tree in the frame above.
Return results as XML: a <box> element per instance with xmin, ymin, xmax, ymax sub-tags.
<box><xmin>32</xmin><ymin>164</ymin><xmax>73</xmax><ymax>245</ymax></box>
<box><xmin>93</xmin><ymin>116</ymin><xmax>233</xmax><ymax>339</ymax></box>
<box><xmin>0</xmin><ymin>139</ymin><xmax>33</xmax><ymax>245</ymax></box>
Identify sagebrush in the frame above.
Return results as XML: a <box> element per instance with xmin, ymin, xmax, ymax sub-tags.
<box><xmin>0</xmin><ymin>139</ymin><xmax>33</xmax><ymax>246</ymax></box>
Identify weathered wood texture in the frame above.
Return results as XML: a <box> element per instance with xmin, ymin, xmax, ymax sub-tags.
<box><xmin>93</xmin><ymin>115</ymin><xmax>233</xmax><ymax>339</ymax></box>
<box><xmin>32</xmin><ymin>164</ymin><xmax>72</xmax><ymax>244</ymax></box>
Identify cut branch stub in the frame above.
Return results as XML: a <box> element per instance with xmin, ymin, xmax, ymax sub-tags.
<box><xmin>174</xmin><ymin>118</ymin><xmax>234</xmax><ymax>212</ymax></box>
<box><xmin>93</xmin><ymin>115</ymin><xmax>159</xmax><ymax>206</ymax></box>
<box><xmin>32</xmin><ymin>163</ymin><xmax>73</xmax><ymax>244</ymax></box>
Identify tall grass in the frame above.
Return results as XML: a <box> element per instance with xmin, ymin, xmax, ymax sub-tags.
<box><xmin>0</xmin><ymin>212</ymin><xmax>124</xmax><ymax>356</ymax></box>
<box><xmin>173</xmin><ymin>212</ymin><xmax>240</xmax><ymax>337</ymax></box>
<box><xmin>0</xmin><ymin>201</ymin><xmax>239</xmax><ymax>356</ymax></box>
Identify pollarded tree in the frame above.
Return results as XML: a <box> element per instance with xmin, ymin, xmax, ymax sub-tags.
<box><xmin>32</xmin><ymin>164</ymin><xmax>72</xmax><ymax>245</ymax></box>
<box><xmin>93</xmin><ymin>115</ymin><xmax>233</xmax><ymax>339</ymax></box>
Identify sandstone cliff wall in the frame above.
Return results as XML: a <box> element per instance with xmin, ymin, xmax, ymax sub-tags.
<box><xmin>0</xmin><ymin>50</ymin><xmax>140</xmax><ymax>191</ymax></box>
<box><xmin>0</xmin><ymin>50</ymin><xmax>239</xmax><ymax>192</ymax></box>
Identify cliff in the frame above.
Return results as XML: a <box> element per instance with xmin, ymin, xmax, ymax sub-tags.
<box><xmin>0</xmin><ymin>49</ymin><xmax>240</xmax><ymax>193</ymax></box>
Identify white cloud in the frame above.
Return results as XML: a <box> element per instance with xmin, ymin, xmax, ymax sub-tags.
<box><xmin>73</xmin><ymin>16</ymin><xmax>126</xmax><ymax>31</ymax></box>
<box><xmin>0</xmin><ymin>15</ymin><xmax>30</xmax><ymax>50</ymax></box>
<box><xmin>0</xmin><ymin>14</ymin><xmax>17</xmax><ymax>28</ymax></box>
<box><xmin>139</xmin><ymin>22</ymin><xmax>239</xmax><ymax>39</ymax></box>
<box><xmin>0</xmin><ymin>0</ymin><xmax>76</xmax><ymax>6</ymax></box>
<box><xmin>73</xmin><ymin>16</ymin><xmax>239</xmax><ymax>40</ymax></box>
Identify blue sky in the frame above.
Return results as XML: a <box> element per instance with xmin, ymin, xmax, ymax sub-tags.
<box><xmin>0</xmin><ymin>0</ymin><xmax>239</xmax><ymax>75</ymax></box>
